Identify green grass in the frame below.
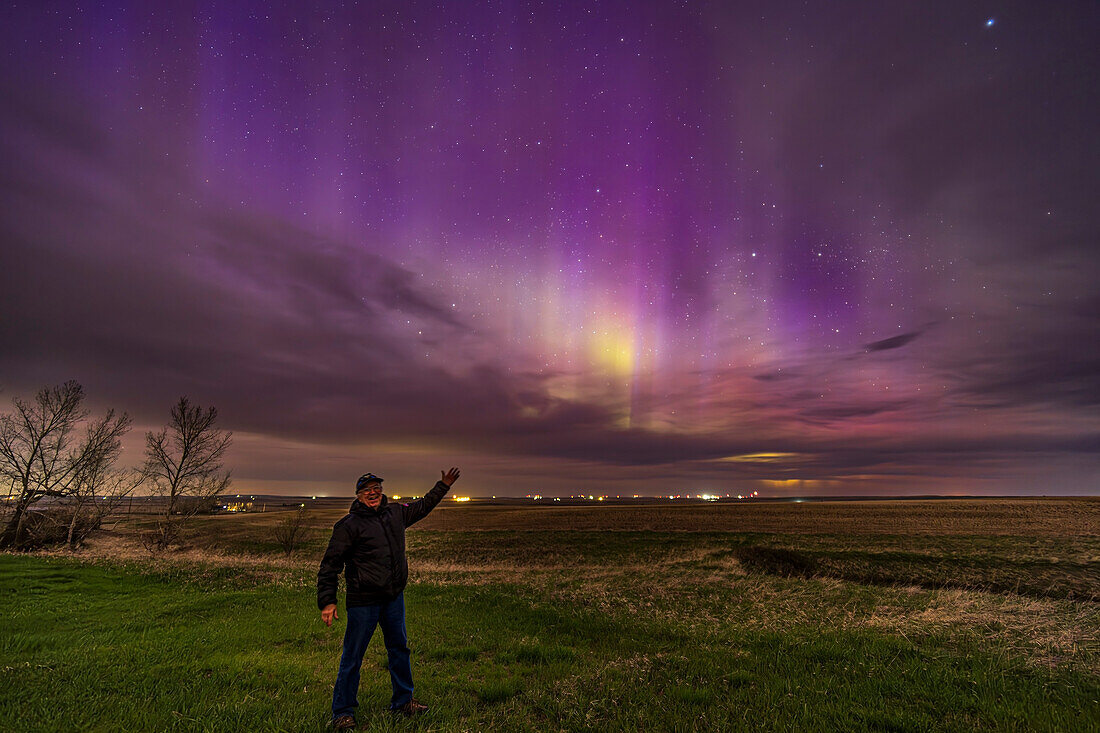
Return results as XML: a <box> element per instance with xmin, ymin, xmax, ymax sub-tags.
<box><xmin>2</xmin><ymin>534</ymin><xmax>1098</xmax><ymax>732</ymax></box>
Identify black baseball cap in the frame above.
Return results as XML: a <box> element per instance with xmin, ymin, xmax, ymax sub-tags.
<box><xmin>356</xmin><ymin>473</ymin><xmax>384</xmax><ymax>492</ymax></box>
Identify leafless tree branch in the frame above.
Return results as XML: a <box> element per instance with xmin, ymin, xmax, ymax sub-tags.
<box><xmin>0</xmin><ymin>381</ymin><xmax>131</xmax><ymax>548</ymax></box>
<box><xmin>141</xmin><ymin>396</ymin><xmax>232</xmax><ymax>550</ymax></box>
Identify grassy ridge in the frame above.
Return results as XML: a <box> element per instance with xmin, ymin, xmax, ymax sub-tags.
<box><xmin>2</xmin><ymin>526</ymin><xmax>1099</xmax><ymax>732</ymax></box>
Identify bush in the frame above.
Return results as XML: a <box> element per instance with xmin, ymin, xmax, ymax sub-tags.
<box><xmin>14</xmin><ymin>508</ymin><xmax>101</xmax><ymax>550</ymax></box>
<box><xmin>272</xmin><ymin>506</ymin><xmax>309</xmax><ymax>557</ymax></box>
<box><xmin>140</xmin><ymin>517</ymin><xmax>183</xmax><ymax>553</ymax></box>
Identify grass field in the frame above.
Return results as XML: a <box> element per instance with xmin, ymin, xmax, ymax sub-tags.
<box><xmin>1</xmin><ymin>499</ymin><xmax>1098</xmax><ymax>731</ymax></box>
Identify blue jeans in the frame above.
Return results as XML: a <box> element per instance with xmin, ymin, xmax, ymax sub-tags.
<box><xmin>331</xmin><ymin>593</ymin><xmax>414</xmax><ymax>719</ymax></box>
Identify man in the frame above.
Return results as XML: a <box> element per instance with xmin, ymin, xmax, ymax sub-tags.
<box><xmin>318</xmin><ymin>467</ymin><xmax>460</xmax><ymax>729</ymax></box>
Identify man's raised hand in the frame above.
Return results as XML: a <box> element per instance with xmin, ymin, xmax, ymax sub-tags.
<box><xmin>441</xmin><ymin>467</ymin><xmax>461</xmax><ymax>486</ymax></box>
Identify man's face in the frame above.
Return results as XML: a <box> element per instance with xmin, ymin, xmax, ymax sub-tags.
<box><xmin>357</xmin><ymin>482</ymin><xmax>383</xmax><ymax>508</ymax></box>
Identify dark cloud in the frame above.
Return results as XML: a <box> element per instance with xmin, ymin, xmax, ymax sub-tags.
<box><xmin>373</xmin><ymin>269</ymin><xmax>470</xmax><ymax>329</ymax></box>
<box><xmin>796</xmin><ymin>401</ymin><xmax>912</xmax><ymax>424</ymax></box>
<box><xmin>753</xmin><ymin>369</ymin><xmax>799</xmax><ymax>382</ymax></box>
<box><xmin>944</xmin><ymin>323</ymin><xmax>1100</xmax><ymax>409</ymax></box>
<box><xmin>0</xmin><ymin>85</ymin><xmax>522</xmax><ymax>439</ymax></box>
<box><xmin>864</xmin><ymin>332</ymin><xmax>922</xmax><ymax>352</ymax></box>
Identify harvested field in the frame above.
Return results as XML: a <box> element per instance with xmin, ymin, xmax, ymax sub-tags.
<box><xmin>4</xmin><ymin>498</ymin><xmax>1098</xmax><ymax>731</ymax></box>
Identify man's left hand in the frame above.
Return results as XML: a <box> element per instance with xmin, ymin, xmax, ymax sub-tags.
<box><xmin>441</xmin><ymin>467</ymin><xmax>461</xmax><ymax>486</ymax></box>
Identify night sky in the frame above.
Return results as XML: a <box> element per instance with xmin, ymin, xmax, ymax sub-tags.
<box><xmin>2</xmin><ymin>2</ymin><xmax>1097</xmax><ymax>497</ymax></box>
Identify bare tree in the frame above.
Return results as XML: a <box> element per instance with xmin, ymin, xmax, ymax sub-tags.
<box><xmin>273</xmin><ymin>505</ymin><xmax>310</xmax><ymax>557</ymax></box>
<box><xmin>142</xmin><ymin>397</ymin><xmax>231</xmax><ymax>550</ymax></box>
<box><xmin>0</xmin><ymin>381</ymin><xmax>131</xmax><ymax>549</ymax></box>
<box><xmin>64</xmin><ymin>439</ymin><xmax>142</xmax><ymax>549</ymax></box>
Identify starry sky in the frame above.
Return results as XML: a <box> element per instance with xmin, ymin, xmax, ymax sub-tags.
<box><xmin>1</xmin><ymin>1</ymin><xmax>1097</xmax><ymax>497</ymax></box>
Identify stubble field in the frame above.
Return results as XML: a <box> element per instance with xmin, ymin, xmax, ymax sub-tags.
<box><xmin>1</xmin><ymin>498</ymin><xmax>1098</xmax><ymax>731</ymax></box>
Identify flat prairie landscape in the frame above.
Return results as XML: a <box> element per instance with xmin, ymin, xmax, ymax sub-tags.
<box><xmin>2</xmin><ymin>498</ymin><xmax>1098</xmax><ymax>731</ymax></box>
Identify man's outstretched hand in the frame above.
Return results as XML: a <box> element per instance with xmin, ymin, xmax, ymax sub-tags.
<box><xmin>321</xmin><ymin>603</ymin><xmax>338</xmax><ymax>627</ymax></box>
<box><xmin>441</xmin><ymin>467</ymin><xmax>461</xmax><ymax>486</ymax></box>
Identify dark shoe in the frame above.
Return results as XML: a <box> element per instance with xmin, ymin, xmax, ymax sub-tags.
<box><xmin>392</xmin><ymin>698</ymin><xmax>429</xmax><ymax>717</ymax></box>
<box><xmin>332</xmin><ymin>714</ymin><xmax>356</xmax><ymax>730</ymax></box>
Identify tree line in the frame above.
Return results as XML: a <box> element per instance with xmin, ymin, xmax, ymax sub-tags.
<box><xmin>0</xmin><ymin>381</ymin><xmax>231</xmax><ymax>550</ymax></box>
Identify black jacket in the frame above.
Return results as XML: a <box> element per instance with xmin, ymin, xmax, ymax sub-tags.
<box><xmin>317</xmin><ymin>480</ymin><xmax>450</xmax><ymax>609</ymax></box>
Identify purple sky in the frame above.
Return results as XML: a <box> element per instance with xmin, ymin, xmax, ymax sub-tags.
<box><xmin>2</xmin><ymin>2</ymin><xmax>1097</xmax><ymax>497</ymax></box>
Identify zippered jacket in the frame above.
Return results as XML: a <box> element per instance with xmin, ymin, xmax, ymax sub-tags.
<box><xmin>317</xmin><ymin>480</ymin><xmax>450</xmax><ymax>609</ymax></box>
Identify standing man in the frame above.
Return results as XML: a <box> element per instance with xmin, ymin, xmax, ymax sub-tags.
<box><xmin>318</xmin><ymin>467</ymin><xmax>460</xmax><ymax>729</ymax></box>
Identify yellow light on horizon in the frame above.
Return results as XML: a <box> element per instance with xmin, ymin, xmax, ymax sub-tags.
<box><xmin>757</xmin><ymin>479</ymin><xmax>827</xmax><ymax>490</ymax></box>
<box><xmin>718</xmin><ymin>453</ymin><xmax>802</xmax><ymax>463</ymax></box>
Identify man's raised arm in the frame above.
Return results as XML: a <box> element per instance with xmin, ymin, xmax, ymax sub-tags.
<box><xmin>401</xmin><ymin>467</ymin><xmax>460</xmax><ymax>526</ymax></box>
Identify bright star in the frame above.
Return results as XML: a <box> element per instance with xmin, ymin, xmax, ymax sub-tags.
<box><xmin>986</xmin><ymin>18</ymin><xmax>995</xmax><ymax>27</ymax></box>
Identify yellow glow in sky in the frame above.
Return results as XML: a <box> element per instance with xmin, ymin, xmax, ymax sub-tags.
<box><xmin>718</xmin><ymin>452</ymin><xmax>802</xmax><ymax>463</ymax></box>
<box><xmin>587</xmin><ymin>322</ymin><xmax>634</xmax><ymax>378</ymax></box>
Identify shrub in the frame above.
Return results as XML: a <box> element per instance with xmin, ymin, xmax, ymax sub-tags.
<box><xmin>14</xmin><ymin>508</ymin><xmax>101</xmax><ymax>550</ymax></box>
